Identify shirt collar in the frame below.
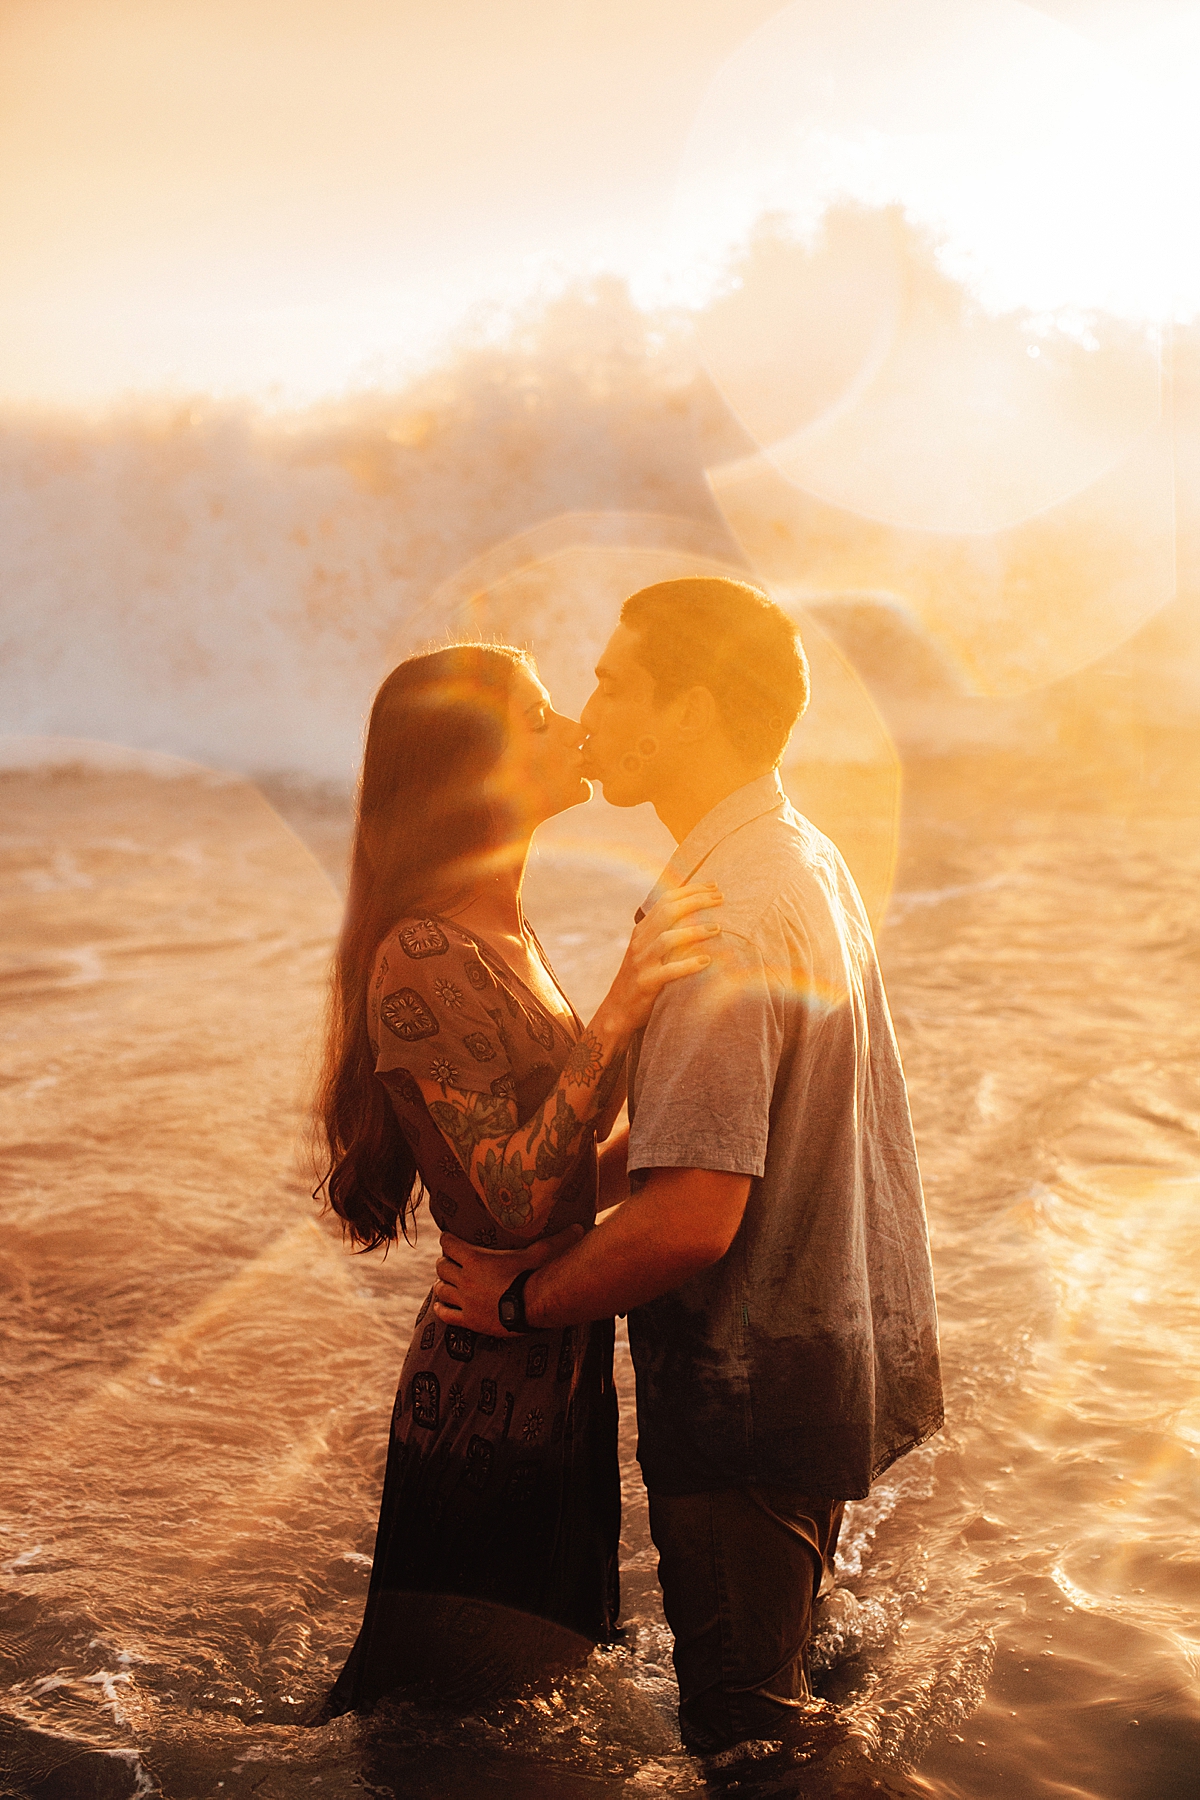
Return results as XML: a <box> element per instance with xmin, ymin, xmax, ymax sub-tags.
<box><xmin>637</xmin><ymin>772</ymin><xmax>786</xmax><ymax>920</ymax></box>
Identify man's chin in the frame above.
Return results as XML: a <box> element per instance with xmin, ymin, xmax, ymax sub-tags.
<box><xmin>581</xmin><ymin>762</ymin><xmax>643</xmax><ymax>809</ymax></box>
<box><xmin>593</xmin><ymin>778</ymin><xmax>643</xmax><ymax>810</ymax></box>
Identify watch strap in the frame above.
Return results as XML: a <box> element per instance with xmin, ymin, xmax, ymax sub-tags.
<box><xmin>498</xmin><ymin>1267</ymin><xmax>536</xmax><ymax>1334</ymax></box>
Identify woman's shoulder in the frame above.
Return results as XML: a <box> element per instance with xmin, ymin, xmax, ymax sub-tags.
<box><xmin>371</xmin><ymin>915</ymin><xmax>504</xmax><ymax>1017</ymax></box>
<box><xmin>376</xmin><ymin>913</ymin><xmax>465</xmax><ymax>964</ymax></box>
<box><xmin>371</xmin><ymin>917</ymin><xmax>523</xmax><ymax>1090</ymax></box>
<box><xmin>374</xmin><ymin>914</ymin><xmax>479</xmax><ymax>979</ymax></box>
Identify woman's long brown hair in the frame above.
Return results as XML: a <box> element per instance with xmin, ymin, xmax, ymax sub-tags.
<box><xmin>316</xmin><ymin>643</ymin><xmax>528</xmax><ymax>1249</ymax></box>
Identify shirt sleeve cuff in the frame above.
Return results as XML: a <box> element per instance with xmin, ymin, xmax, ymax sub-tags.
<box><xmin>627</xmin><ymin>1136</ymin><xmax>766</xmax><ymax>1180</ymax></box>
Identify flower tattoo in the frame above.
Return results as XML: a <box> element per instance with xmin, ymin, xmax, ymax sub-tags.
<box><xmin>562</xmin><ymin>1028</ymin><xmax>605</xmax><ymax>1087</ymax></box>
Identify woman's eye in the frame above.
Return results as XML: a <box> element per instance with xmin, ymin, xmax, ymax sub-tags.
<box><xmin>531</xmin><ymin>708</ymin><xmax>550</xmax><ymax>733</ymax></box>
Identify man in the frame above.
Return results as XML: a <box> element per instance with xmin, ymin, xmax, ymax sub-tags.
<box><xmin>434</xmin><ymin>576</ymin><xmax>943</xmax><ymax>1756</ymax></box>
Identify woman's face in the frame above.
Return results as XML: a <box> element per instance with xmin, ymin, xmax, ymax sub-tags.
<box><xmin>486</xmin><ymin>664</ymin><xmax>591</xmax><ymax>832</ymax></box>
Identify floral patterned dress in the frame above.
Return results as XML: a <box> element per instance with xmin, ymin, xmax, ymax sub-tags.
<box><xmin>323</xmin><ymin>914</ymin><xmax>620</xmax><ymax>1714</ymax></box>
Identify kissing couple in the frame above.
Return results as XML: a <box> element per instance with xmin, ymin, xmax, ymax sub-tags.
<box><xmin>313</xmin><ymin>576</ymin><xmax>942</xmax><ymax>1760</ymax></box>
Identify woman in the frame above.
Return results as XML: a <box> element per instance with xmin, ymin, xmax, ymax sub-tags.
<box><xmin>314</xmin><ymin>643</ymin><xmax>719</xmax><ymax>1715</ymax></box>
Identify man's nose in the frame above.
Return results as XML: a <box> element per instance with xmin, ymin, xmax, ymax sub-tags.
<box><xmin>579</xmin><ymin>689</ymin><xmax>599</xmax><ymax>733</ymax></box>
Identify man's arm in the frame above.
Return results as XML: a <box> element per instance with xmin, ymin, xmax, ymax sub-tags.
<box><xmin>432</xmin><ymin>1165</ymin><xmax>751</xmax><ymax>1333</ymax></box>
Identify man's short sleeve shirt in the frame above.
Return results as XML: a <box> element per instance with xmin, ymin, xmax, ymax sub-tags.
<box><xmin>626</xmin><ymin>775</ymin><xmax>943</xmax><ymax>1501</ymax></box>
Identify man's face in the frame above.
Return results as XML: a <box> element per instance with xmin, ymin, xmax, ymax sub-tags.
<box><xmin>579</xmin><ymin>624</ymin><xmax>663</xmax><ymax>808</ymax></box>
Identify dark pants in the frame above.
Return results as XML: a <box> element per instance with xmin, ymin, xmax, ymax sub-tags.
<box><xmin>648</xmin><ymin>1486</ymin><xmax>845</xmax><ymax>1757</ymax></box>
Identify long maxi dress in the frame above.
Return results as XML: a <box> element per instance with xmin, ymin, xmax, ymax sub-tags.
<box><xmin>323</xmin><ymin>913</ymin><xmax>621</xmax><ymax>1714</ymax></box>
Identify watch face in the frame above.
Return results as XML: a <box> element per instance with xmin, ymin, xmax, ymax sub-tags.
<box><xmin>499</xmin><ymin>1297</ymin><xmax>517</xmax><ymax>1327</ymax></box>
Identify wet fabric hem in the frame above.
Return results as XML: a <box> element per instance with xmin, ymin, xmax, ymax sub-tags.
<box><xmin>867</xmin><ymin>1408</ymin><xmax>946</xmax><ymax>1489</ymax></box>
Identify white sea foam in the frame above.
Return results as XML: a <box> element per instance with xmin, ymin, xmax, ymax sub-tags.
<box><xmin>4</xmin><ymin>271</ymin><xmax>1198</xmax><ymax>789</ymax></box>
<box><xmin>0</xmin><ymin>287</ymin><xmax>739</xmax><ymax>783</ymax></box>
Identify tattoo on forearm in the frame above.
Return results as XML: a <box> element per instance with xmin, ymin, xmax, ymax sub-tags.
<box><xmin>478</xmin><ymin>1145</ymin><xmax>535</xmax><ymax>1229</ymax></box>
<box><xmin>423</xmin><ymin>1030</ymin><xmax>626</xmax><ymax>1229</ymax></box>
<box><xmin>562</xmin><ymin>1027</ymin><xmax>605</xmax><ymax>1087</ymax></box>
<box><xmin>532</xmin><ymin>1087</ymin><xmax>582</xmax><ymax>1181</ymax></box>
<box><xmin>593</xmin><ymin>1047</ymin><xmax>626</xmax><ymax>1116</ymax></box>
<box><xmin>429</xmin><ymin>1090</ymin><xmax>518</xmax><ymax>1173</ymax></box>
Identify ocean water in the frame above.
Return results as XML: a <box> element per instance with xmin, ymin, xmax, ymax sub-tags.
<box><xmin>2</xmin><ymin>738</ymin><xmax>1199</xmax><ymax>1799</ymax></box>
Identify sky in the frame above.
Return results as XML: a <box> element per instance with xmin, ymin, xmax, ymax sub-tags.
<box><xmin>1</xmin><ymin>0</ymin><xmax>1198</xmax><ymax>407</ymax></box>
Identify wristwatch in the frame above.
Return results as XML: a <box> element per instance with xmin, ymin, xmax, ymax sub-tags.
<box><xmin>498</xmin><ymin>1268</ymin><xmax>536</xmax><ymax>1334</ymax></box>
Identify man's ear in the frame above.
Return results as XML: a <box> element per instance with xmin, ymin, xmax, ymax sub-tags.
<box><xmin>672</xmin><ymin>686</ymin><xmax>718</xmax><ymax>745</ymax></box>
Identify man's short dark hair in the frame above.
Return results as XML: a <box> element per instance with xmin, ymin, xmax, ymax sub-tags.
<box><xmin>620</xmin><ymin>576</ymin><xmax>809</xmax><ymax>767</ymax></box>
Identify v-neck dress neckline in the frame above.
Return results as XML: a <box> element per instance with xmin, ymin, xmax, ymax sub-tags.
<box><xmin>432</xmin><ymin>912</ymin><xmax>582</xmax><ymax>1041</ymax></box>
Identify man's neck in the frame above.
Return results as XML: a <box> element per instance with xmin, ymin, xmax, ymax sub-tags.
<box><xmin>653</xmin><ymin>763</ymin><xmax>772</xmax><ymax>846</ymax></box>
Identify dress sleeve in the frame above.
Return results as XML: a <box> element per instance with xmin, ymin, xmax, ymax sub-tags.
<box><xmin>369</xmin><ymin>920</ymin><xmax>518</xmax><ymax>1103</ymax></box>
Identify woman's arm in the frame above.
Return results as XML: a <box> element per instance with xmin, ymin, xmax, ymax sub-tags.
<box><xmin>409</xmin><ymin>885</ymin><xmax>719</xmax><ymax>1238</ymax></box>
<box><xmin>595</xmin><ymin>1118</ymin><xmax>629</xmax><ymax>1221</ymax></box>
<box><xmin>431</xmin><ymin>1166</ymin><xmax>753</xmax><ymax>1330</ymax></box>
<box><xmin>593</xmin><ymin>1062</ymin><xmax>628</xmax><ymax>1147</ymax></box>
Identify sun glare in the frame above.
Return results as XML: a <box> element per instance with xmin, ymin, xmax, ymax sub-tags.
<box><xmin>2</xmin><ymin>1</ymin><xmax>1199</xmax><ymax>405</ymax></box>
<box><xmin>666</xmin><ymin>0</ymin><xmax>1200</xmax><ymax>329</ymax></box>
